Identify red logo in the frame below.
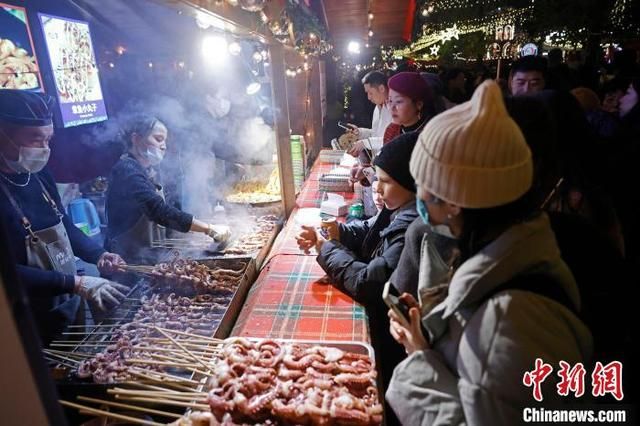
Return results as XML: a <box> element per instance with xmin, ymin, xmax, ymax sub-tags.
<box><xmin>592</xmin><ymin>361</ymin><xmax>624</xmax><ymax>401</ymax></box>
<box><xmin>523</xmin><ymin>358</ymin><xmax>554</xmax><ymax>402</ymax></box>
<box><xmin>524</xmin><ymin>359</ymin><xmax>624</xmax><ymax>402</ymax></box>
<box><xmin>557</xmin><ymin>361</ymin><xmax>586</xmax><ymax>397</ymax></box>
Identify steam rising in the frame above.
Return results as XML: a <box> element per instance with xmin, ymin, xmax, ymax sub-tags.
<box><xmin>90</xmin><ymin>91</ymin><xmax>276</xmax><ymax>220</ymax></box>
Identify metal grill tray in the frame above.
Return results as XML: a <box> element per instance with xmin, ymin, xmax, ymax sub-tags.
<box><xmin>50</xmin><ymin>258</ymin><xmax>257</xmax><ymax>394</ymax></box>
<box><xmin>181</xmin><ymin>338</ymin><xmax>379</xmax><ymax>424</ymax></box>
<box><xmin>149</xmin><ymin>218</ymin><xmax>282</xmax><ymax>270</ymax></box>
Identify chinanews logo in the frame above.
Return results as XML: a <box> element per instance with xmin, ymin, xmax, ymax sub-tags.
<box><xmin>523</xmin><ymin>358</ymin><xmax>624</xmax><ymax>401</ymax></box>
<box><xmin>522</xmin><ymin>358</ymin><xmax>631</xmax><ymax>424</ymax></box>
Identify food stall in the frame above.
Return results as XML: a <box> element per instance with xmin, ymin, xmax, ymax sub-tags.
<box><xmin>0</xmin><ymin>0</ymin><xmax>382</xmax><ymax>424</ymax></box>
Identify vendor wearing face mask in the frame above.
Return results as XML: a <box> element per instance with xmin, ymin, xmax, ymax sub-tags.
<box><xmin>105</xmin><ymin>115</ymin><xmax>230</xmax><ymax>264</ymax></box>
<box><xmin>0</xmin><ymin>90</ymin><xmax>129</xmax><ymax>344</ymax></box>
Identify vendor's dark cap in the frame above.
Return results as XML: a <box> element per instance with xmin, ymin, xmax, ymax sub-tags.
<box><xmin>0</xmin><ymin>89</ymin><xmax>55</xmax><ymax>127</ymax></box>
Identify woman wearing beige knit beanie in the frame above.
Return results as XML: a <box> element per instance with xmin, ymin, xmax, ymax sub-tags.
<box><xmin>386</xmin><ymin>80</ymin><xmax>592</xmax><ymax>425</ymax></box>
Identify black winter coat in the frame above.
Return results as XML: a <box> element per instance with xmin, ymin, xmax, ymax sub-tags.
<box><xmin>317</xmin><ymin>203</ymin><xmax>418</xmax><ymax>307</ymax></box>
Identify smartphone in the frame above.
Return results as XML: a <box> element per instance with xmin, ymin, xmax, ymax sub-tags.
<box><xmin>337</xmin><ymin>121</ymin><xmax>350</xmax><ymax>131</ymax></box>
<box><xmin>383</xmin><ymin>281</ymin><xmax>411</xmax><ymax>325</ymax></box>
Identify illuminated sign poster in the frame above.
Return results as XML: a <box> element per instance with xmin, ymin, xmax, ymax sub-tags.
<box><xmin>39</xmin><ymin>13</ymin><xmax>107</xmax><ymax>127</ymax></box>
<box><xmin>0</xmin><ymin>3</ymin><xmax>43</xmax><ymax>91</ymax></box>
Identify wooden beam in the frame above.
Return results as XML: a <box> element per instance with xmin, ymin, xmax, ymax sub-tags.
<box><xmin>269</xmin><ymin>43</ymin><xmax>296</xmax><ymax>217</ymax></box>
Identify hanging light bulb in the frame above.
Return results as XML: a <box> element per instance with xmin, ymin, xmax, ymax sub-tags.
<box><xmin>228</xmin><ymin>41</ymin><xmax>242</xmax><ymax>55</ymax></box>
<box><xmin>368</xmin><ymin>30</ymin><xmax>374</xmax><ymax>37</ymax></box>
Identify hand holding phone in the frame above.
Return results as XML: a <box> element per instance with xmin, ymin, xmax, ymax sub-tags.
<box><xmin>383</xmin><ymin>281</ymin><xmax>411</xmax><ymax>326</ymax></box>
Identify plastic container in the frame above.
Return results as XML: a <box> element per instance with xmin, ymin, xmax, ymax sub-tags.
<box><xmin>67</xmin><ymin>198</ymin><xmax>101</xmax><ymax>237</ymax></box>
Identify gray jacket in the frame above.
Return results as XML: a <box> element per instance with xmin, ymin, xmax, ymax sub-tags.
<box><xmin>386</xmin><ymin>213</ymin><xmax>593</xmax><ymax>426</ymax></box>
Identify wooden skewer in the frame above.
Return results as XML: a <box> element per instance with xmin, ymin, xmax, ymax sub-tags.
<box><xmin>115</xmin><ymin>396</ymin><xmax>209</xmax><ymax>410</ymax></box>
<box><xmin>129</xmin><ymin>367</ymin><xmax>200</xmax><ymax>385</ymax></box>
<box><xmin>44</xmin><ymin>352</ymin><xmax>79</xmax><ymax>364</ymax></box>
<box><xmin>110</xmin><ymin>388</ymin><xmax>205</xmax><ymax>397</ymax></box>
<box><xmin>59</xmin><ymin>400</ymin><xmax>165</xmax><ymax>426</ymax></box>
<box><xmin>112</xmin><ymin>391</ymin><xmax>207</xmax><ymax>402</ymax></box>
<box><xmin>45</xmin><ymin>357</ymin><xmax>77</xmax><ymax>369</ymax></box>
<box><xmin>77</xmin><ymin>396</ymin><xmax>182</xmax><ymax>419</ymax></box>
<box><xmin>43</xmin><ymin>349</ymin><xmax>92</xmax><ymax>358</ymax></box>
<box><xmin>153</xmin><ymin>327</ymin><xmax>213</xmax><ymax>373</ymax></box>
<box><xmin>127</xmin><ymin>370</ymin><xmax>199</xmax><ymax>391</ymax></box>
<box><xmin>125</xmin><ymin>359</ymin><xmax>200</xmax><ymax>368</ymax></box>
<box><xmin>118</xmin><ymin>382</ymin><xmax>195</xmax><ymax>392</ymax></box>
<box><xmin>152</xmin><ymin>326</ymin><xmax>223</xmax><ymax>343</ymax></box>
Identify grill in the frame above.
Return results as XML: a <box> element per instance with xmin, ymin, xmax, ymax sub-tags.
<box><xmin>149</xmin><ymin>213</ymin><xmax>282</xmax><ymax>269</ymax></box>
<box><xmin>46</xmin><ymin>257</ymin><xmax>256</xmax><ymax>399</ymax></box>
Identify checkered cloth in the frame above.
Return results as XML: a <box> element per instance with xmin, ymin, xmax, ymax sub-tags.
<box><xmin>297</xmin><ymin>152</ymin><xmax>356</xmax><ymax>209</ymax></box>
<box><xmin>269</xmin><ymin>207</ymin><xmax>351</xmax><ymax>257</ymax></box>
<box><xmin>231</xmin><ymin>253</ymin><xmax>370</xmax><ymax>342</ymax></box>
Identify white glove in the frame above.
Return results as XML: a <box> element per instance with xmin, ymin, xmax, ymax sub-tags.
<box><xmin>207</xmin><ymin>224</ymin><xmax>231</xmax><ymax>242</ymax></box>
<box><xmin>74</xmin><ymin>276</ymin><xmax>129</xmax><ymax>311</ymax></box>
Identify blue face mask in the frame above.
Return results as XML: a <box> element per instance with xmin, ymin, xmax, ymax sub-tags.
<box><xmin>416</xmin><ymin>195</ymin><xmax>429</xmax><ymax>225</ymax></box>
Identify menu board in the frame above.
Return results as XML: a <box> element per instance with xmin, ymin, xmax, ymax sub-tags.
<box><xmin>0</xmin><ymin>3</ymin><xmax>42</xmax><ymax>91</ymax></box>
<box><xmin>39</xmin><ymin>13</ymin><xmax>107</xmax><ymax>127</ymax></box>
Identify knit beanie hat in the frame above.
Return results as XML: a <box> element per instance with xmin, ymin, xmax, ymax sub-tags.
<box><xmin>374</xmin><ymin>131</ymin><xmax>419</xmax><ymax>193</ymax></box>
<box><xmin>388</xmin><ymin>72</ymin><xmax>432</xmax><ymax>103</ymax></box>
<box><xmin>410</xmin><ymin>80</ymin><xmax>532</xmax><ymax>208</ymax></box>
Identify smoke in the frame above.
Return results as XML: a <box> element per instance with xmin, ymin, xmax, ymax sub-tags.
<box><xmin>87</xmin><ymin>88</ymin><xmax>276</xmax><ymax>222</ymax></box>
<box><xmin>228</xmin><ymin>116</ymin><xmax>276</xmax><ymax>165</ymax></box>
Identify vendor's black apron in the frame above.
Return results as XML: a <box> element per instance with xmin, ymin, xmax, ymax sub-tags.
<box><xmin>108</xmin><ymin>184</ymin><xmax>165</xmax><ymax>265</ymax></box>
<box><xmin>1</xmin><ymin>178</ymin><xmax>82</xmax><ymax>343</ymax></box>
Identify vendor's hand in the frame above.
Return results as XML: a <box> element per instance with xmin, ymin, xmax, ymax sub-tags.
<box><xmin>388</xmin><ymin>293</ymin><xmax>429</xmax><ymax>355</ymax></box>
<box><xmin>96</xmin><ymin>252</ymin><xmax>126</xmax><ymax>275</ymax></box>
<box><xmin>207</xmin><ymin>224</ymin><xmax>231</xmax><ymax>242</ymax></box>
<box><xmin>347</xmin><ymin>140</ymin><xmax>365</xmax><ymax>157</ymax></box>
<box><xmin>74</xmin><ymin>276</ymin><xmax>129</xmax><ymax>311</ymax></box>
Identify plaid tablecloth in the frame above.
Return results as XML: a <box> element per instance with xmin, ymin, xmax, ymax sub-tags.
<box><xmin>297</xmin><ymin>152</ymin><xmax>357</xmax><ymax>209</ymax></box>
<box><xmin>231</xmin><ymin>254</ymin><xmax>370</xmax><ymax>343</ymax></box>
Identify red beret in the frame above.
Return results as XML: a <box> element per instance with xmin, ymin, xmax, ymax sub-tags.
<box><xmin>388</xmin><ymin>72</ymin><xmax>432</xmax><ymax>103</ymax></box>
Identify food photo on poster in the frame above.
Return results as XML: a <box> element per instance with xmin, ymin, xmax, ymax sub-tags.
<box><xmin>39</xmin><ymin>12</ymin><xmax>108</xmax><ymax>127</ymax></box>
<box><xmin>0</xmin><ymin>2</ymin><xmax>43</xmax><ymax>90</ymax></box>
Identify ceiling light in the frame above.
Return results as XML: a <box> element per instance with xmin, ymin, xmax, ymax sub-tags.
<box><xmin>347</xmin><ymin>41</ymin><xmax>361</xmax><ymax>54</ymax></box>
<box><xmin>228</xmin><ymin>41</ymin><xmax>242</xmax><ymax>55</ymax></box>
<box><xmin>202</xmin><ymin>35</ymin><xmax>228</xmax><ymax>66</ymax></box>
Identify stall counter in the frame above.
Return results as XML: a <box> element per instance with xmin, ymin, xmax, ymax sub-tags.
<box><xmin>231</xmin><ymin>151</ymin><xmax>370</xmax><ymax>343</ymax></box>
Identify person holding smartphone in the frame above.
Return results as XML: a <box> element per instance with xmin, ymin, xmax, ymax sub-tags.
<box><xmin>345</xmin><ymin>71</ymin><xmax>392</xmax><ymax>158</ymax></box>
<box><xmin>386</xmin><ymin>81</ymin><xmax>592</xmax><ymax>425</ymax></box>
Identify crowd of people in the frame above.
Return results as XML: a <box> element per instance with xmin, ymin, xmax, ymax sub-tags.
<box><xmin>302</xmin><ymin>51</ymin><xmax>638</xmax><ymax>424</ymax></box>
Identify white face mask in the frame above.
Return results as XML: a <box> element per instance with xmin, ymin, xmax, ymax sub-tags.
<box><xmin>145</xmin><ymin>145</ymin><xmax>165</xmax><ymax>166</ymax></box>
<box><xmin>0</xmin><ymin>129</ymin><xmax>50</xmax><ymax>174</ymax></box>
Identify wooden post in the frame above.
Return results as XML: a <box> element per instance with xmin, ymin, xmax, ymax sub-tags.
<box><xmin>268</xmin><ymin>43</ymin><xmax>296</xmax><ymax>217</ymax></box>
<box><xmin>310</xmin><ymin>60</ymin><xmax>324</xmax><ymax>160</ymax></box>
